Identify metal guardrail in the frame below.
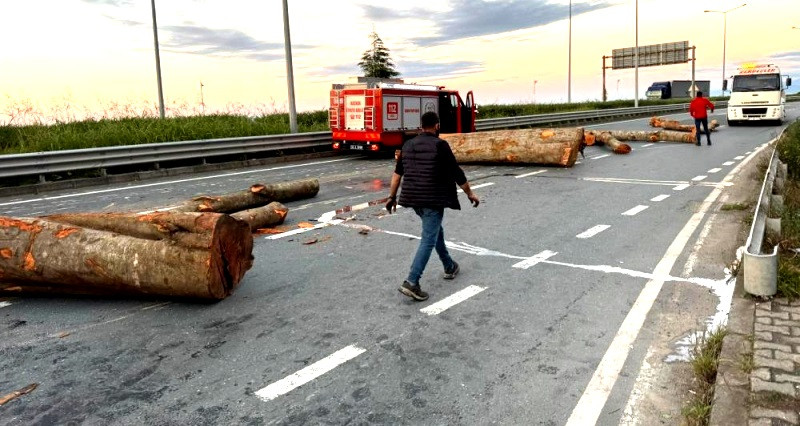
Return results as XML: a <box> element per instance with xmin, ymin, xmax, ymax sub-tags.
<box><xmin>743</xmin><ymin>148</ymin><xmax>786</xmax><ymax>296</ymax></box>
<box><xmin>0</xmin><ymin>102</ymin><xmax>725</xmax><ymax>180</ymax></box>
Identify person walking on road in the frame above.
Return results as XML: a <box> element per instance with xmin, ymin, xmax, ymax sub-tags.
<box><xmin>689</xmin><ymin>91</ymin><xmax>715</xmax><ymax>146</ymax></box>
<box><xmin>386</xmin><ymin>111</ymin><xmax>480</xmax><ymax>301</ymax></box>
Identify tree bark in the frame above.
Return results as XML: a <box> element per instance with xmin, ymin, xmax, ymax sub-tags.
<box><xmin>608</xmin><ymin>130</ymin><xmax>698</xmax><ymax>144</ymax></box>
<box><xmin>0</xmin><ymin>213</ymin><xmax>253</xmax><ymax>300</ymax></box>
<box><xmin>585</xmin><ymin>131</ymin><xmax>632</xmax><ymax>154</ymax></box>
<box><xmin>230</xmin><ymin>202</ymin><xmax>288</xmax><ymax>231</ymax></box>
<box><xmin>174</xmin><ymin>179</ymin><xmax>319</xmax><ymax>213</ymax></box>
<box><xmin>649</xmin><ymin>116</ymin><xmax>719</xmax><ymax>133</ymax></box>
<box><xmin>441</xmin><ymin>128</ymin><xmax>584</xmax><ymax>167</ymax></box>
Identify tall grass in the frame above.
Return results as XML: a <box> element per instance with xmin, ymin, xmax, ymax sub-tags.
<box><xmin>776</xmin><ymin>120</ymin><xmax>800</xmax><ymax>299</ymax></box>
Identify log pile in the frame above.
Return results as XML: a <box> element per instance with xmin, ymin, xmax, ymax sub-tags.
<box><xmin>441</xmin><ymin>128</ymin><xmax>584</xmax><ymax>167</ymax></box>
<box><xmin>0</xmin><ymin>178</ymin><xmax>318</xmax><ymax>300</ymax></box>
<box><xmin>584</xmin><ymin>131</ymin><xmax>632</xmax><ymax>154</ymax></box>
<box><xmin>649</xmin><ymin>116</ymin><xmax>719</xmax><ymax>133</ymax></box>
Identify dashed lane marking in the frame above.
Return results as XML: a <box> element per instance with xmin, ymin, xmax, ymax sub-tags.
<box><xmin>622</xmin><ymin>205</ymin><xmax>649</xmax><ymax>216</ymax></box>
<box><xmin>512</xmin><ymin>250</ymin><xmax>558</xmax><ymax>269</ymax></box>
<box><xmin>458</xmin><ymin>182</ymin><xmax>494</xmax><ymax>192</ymax></box>
<box><xmin>735</xmin><ymin>156</ymin><xmax>745</xmax><ymax>160</ymax></box>
<box><xmin>673</xmin><ymin>184</ymin><xmax>690</xmax><ymax>191</ymax></box>
<box><xmin>576</xmin><ymin>225</ymin><xmax>611</xmax><ymax>239</ymax></box>
<box><xmin>515</xmin><ymin>170</ymin><xmax>546</xmax><ymax>179</ymax></box>
<box><xmin>723</xmin><ymin>161</ymin><xmax>735</xmax><ymax>166</ymax></box>
<box><xmin>420</xmin><ymin>285</ymin><xmax>487</xmax><ymax>316</ymax></box>
<box><xmin>651</xmin><ymin>195</ymin><xmax>670</xmax><ymax>202</ymax></box>
<box><xmin>590</xmin><ymin>154</ymin><xmax>611</xmax><ymax>160</ymax></box>
<box><xmin>692</xmin><ymin>175</ymin><xmax>707</xmax><ymax>182</ymax></box>
<box><xmin>0</xmin><ymin>301</ymin><xmax>13</xmax><ymax>309</ymax></box>
<box><xmin>641</xmin><ymin>143</ymin><xmax>654</xmax><ymax>148</ymax></box>
<box><xmin>255</xmin><ymin>345</ymin><xmax>367</xmax><ymax>402</ymax></box>
<box><xmin>708</xmin><ymin>168</ymin><xmax>722</xmax><ymax>174</ymax></box>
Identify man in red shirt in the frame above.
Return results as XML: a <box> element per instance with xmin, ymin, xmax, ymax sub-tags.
<box><xmin>689</xmin><ymin>91</ymin><xmax>715</xmax><ymax>146</ymax></box>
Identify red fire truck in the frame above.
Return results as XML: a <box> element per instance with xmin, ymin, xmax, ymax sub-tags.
<box><xmin>329</xmin><ymin>78</ymin><xmax>476</xmax><ymax>152</ymax></box>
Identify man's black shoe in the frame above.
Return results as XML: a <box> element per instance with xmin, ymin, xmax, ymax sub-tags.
<box><xmin>443</xmin><ymin>261</ymin><xmax>460</xmax><ymax>280</ymax></box>
<box><xmin>696</xmin><ymin>142</ymin><xmax>701</xmax><ymax>146</ymax></box>
<box><xmin>707</xmin><ymin>140</ymin><xmax>712</xmax><ymax>145</ymax></box>
<box><xmin>399</xmin><ymin>281</ymin><xmax>429</xmax><ymax>301</ymax></box>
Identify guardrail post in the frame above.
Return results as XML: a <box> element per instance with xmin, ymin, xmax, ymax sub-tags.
<box><xmin>38</xmin><ymin>174</ymin><xmax>46</xmax><ymax>183</ymax></box>
<box><xmin>743</xmin><ymin>154</ymin><xmax>783</xmax><ymax>297</ymax></box>
<box><xmin>100</xmin><ymin>168</ymin><xmax>107</xmax><ymax>177</ymax></box>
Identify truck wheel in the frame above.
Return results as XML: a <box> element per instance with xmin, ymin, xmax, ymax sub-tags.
<box><xmin>727</xmin><ymin>119</ymin><xmax>739</xmax><ymax>127</ymax></box>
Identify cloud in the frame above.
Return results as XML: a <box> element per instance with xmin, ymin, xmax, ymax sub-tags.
<box><xmin>363</xmin><ymin>0</ymin><xmax>616</xmax><ymax>46</ymax></box>
<box><xmin>307</xmin><ymin>60</ymin><xmax>483</xmax><ymax>81</ymax></box>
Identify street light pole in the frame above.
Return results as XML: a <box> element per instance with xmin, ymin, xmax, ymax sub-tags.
<box><xmin>150</xmin><ymin>0</ymin><xmax>165</xmax><ymax>119</ymax></box>
<box><xmin>534</xmin><ymin>80</ymin><xmax>538</xmax><ymax>104</ymax></box>
<box><xmin>634</xmin><ymin>0</ymin><xmax>638</xmax><ymax>108</ymax></box>
<box><xmin>704</xmin><ymin>4</ymin><xmax>746</xmax><ymax>95</ymax></box>
<box><xmin>281</xmin><ymin>0</ymin><xmax>298</xmax><ymax>134</ymax></box>
<box><xmin>568</xmin><ymin>0</ymin><xmax>572</xmax><ymax>103</ymax></box>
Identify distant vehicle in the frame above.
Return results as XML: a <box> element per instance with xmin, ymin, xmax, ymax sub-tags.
<box><xmin>727</xmin><ymin>63</ymin><xmax>792</xmax><ymax>126</ymax></box>
<box><xmin>645</xmin><ymin>80</ymin><xmax>711</xmax><ymax>100</ymax></box>
<box><xmin>328</xmin><ymin>77</ymin><xmax>476</xmax><ymax>152</ymax></box>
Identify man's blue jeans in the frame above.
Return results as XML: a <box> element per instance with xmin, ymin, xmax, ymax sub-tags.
<box><xmin>406</xmin><ymin>207</ymin><xmax>455</xmax><ymax>285</ymax></box>
<box><xmin>694</xmin><ymin>118</ymin><xmax>710</xmax><ymax>143</ymax></box>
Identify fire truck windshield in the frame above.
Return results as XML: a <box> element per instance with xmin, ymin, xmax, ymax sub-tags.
<box><xmin>732</xmin><ymin>74</ymin><xmax>781</xmax><ymax>92</ymax></box>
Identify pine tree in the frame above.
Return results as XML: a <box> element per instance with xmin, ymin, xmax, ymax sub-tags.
<box><xmin>358</xmin><ymin>31</ymin><xmax>400</xmax><ymax>79</ymax></box>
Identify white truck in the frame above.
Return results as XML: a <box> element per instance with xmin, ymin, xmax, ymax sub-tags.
<box><xmin>727</xmin><ymin>63</ymin><xmax>792</xmax><ymax>126</ymax></box>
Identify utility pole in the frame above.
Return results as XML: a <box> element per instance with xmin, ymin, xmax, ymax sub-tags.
<box><xmin>568</xmin><ymin>0</ymin><xmax>572</xmax><ymax>103</ymax></box>
<box><xmin>150</xmin><ymin>0</ymin><xmax>165</xmax><ymax>119</ymax></box>
<box><xmin>200</xmin><ymin>81</ymin><xmax>205</xmax><ymax>114</ymax></box>
<box><xmin>282</xmin><ymin>0</ymin><xmax>298</xmax><ymax>133</ymax></box>
<box><xmin>634</xmin><ymin>0</ymin><xmax>639</xmax><ymax>108</ymax></box>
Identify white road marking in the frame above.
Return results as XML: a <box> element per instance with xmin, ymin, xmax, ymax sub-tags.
<box><xmin>622</xmin><ymin>205</ymin><xmax>649</xmax><ymax>216</ymax></box>
<box><xmin>590</xmin><ymin>154</ymin><xmax>611</xmax><ymax>160</ymax></box>
<box><xmin>458</xmin><ymin>182</ymin><xmax>494</xmax><ymax>192</ymax></box>
<box><xmin>641</xmin><ymin>143</ymin><xmax>654</xmax><ymax>148</ymax></box>
<box><xmin>512</xmin><ymin>250</ymin><xmax>558</xmax><ymax>269</ymax></box>
<box><xmin>515</xmin><ymin>170</ymin><xmax>546</xmax><ymax>179</ymax></box>
<box><xmin>723</xmin><ymin>161</ymin><xmax>735</xmax><ymax>166</ymax></box>
<box><xmin>651</xmin><ymin>194</ymin><xmax>670</xmax><ymax>202</ymax></box>
<box><xmin>692</xmin><ymin>175</ymin><xmax>707</xmax><ymax>181</ymax></box>
<box><xmin>566</xmin><ymin>135</ymin><xmax>772</xmax><ymax>426</ymax></box>
<box><xmin>0</xmin><ymin>158</ymin><xmax>351</xmax><ymax>207</ymax></box>
<box><xmin>707</xmin><ymin>168</ymin><xmax>722</xmax><ymax>174</ymax></box>
<box><xmin>420</xmin><ymin>285</ymin><xmax>487</xmax><ymax>316</ymax></box>
<box><xmin>745</xmin><ymin>151</ymin><xmax>752</xmax><ymax>154</ymax></box>
<box><xmin>264</xmin><ymin>220</ymin><xmax>344</xmax><ymax>240</ymax></box>
<box><xmin>673</xmin><ymin>184</ymin><xmax>690</xmax><ymax>191</ymax></box>
<box><xmin>583</xmin><ymin>177</ymin><xmax>686</xmax><ymax>186</ymax></box>
<box><xmin>735</xmin><ymin>156</ymin><xmax>745</xmax><ymax>160</ymax></box>
<box><xmin>255</xmin><ymin>345</ymin><xmax>366</xmax><ymax>402</ymax></box>
<box><xmin>576</xmin><ymin>225</ymin><xmax>611</xmax><ymax>239</ymax></box>
<box><xmin>575</xmin><ymin>161</ymin><xmax>582</xmax><ymax>165</ymax></box>
<box><xmin>0</xmin><ymin>301</ymin><xmax>13</xmax><ymax>309</ymax></box>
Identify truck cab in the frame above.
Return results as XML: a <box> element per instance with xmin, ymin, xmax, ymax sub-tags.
<box><xmin>646</xmin><ymin>82</ymin><xmax>671</xmax><ymax>100</ymax></box>
<box><xmin>727</xmin><ymin>63</ymin><xmax>791</xmax><ymax>125</ymax></box>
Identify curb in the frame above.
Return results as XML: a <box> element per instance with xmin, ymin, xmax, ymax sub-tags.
<box><xmin>710</xmin><ymin>271</ymin><xmax>754</xmax><ymax>426</ymax></box>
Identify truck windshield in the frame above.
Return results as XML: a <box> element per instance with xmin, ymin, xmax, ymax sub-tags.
<box><xmin>732</xmin><ymin>74</ymin><xmax>781</xmax><ymax>92</ymax></box>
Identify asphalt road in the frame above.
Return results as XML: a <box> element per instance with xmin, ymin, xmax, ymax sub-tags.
<box><xmin>1</xmin><ymin>106</ymin><xmax>798</xmax><ymax>425</ymax></box>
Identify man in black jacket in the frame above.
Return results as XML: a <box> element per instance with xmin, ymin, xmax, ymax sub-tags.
<box><xmin>386</xmin><ymin>111</ymin><xmax>480</xmax><ymax>301</ymax></box>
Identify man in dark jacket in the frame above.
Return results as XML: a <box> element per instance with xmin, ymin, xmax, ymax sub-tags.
<box><xmin>386</xmin><ymin>111</ymin><xmax>480</xmax><ymax>301</ymax></box>
<box><xmin>689</xmin><ymin>91</ymin><xmax>715</xmax><ymax>146</ymax></box>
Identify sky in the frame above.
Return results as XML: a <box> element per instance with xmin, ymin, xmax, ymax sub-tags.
<box><xmin>1</xmin><ymin>0</ymin><xmax>799</xmax><ymax>123</ymax></box>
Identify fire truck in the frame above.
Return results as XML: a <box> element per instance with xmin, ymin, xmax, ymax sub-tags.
<box><xmin>329</xmin><ymin>77</ymin><xmax>476</xmax><ymax>152</ymax></box>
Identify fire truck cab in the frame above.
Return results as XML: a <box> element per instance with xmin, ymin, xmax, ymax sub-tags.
<box><xmin>329</xmin><ymin>77</ymin><xmax>476</xmax><ymax>152</ymax></box>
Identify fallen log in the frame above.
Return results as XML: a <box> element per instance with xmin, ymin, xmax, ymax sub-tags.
<box><xmin>174</xmin><ymin>179</ymin><xmax>319</xmax><ymax>213</ymax></box>
<box><xmin>0</xmin><ymin>213</ymin><xmax>253</xmax><ymax>300</ymax></box>
<box><xmin>608</xmin><ymin>130</ymin><xmax>698</xmax><ymax>144</ymax></box>
<box><xmin>649</xmin><ymin>116</ymin><xmax>719</xmax><ymax>133</ymax></box>
<box><xmin>231</xmin><ymin>202</ymin><xmax>288</xmax><ymax>231</ymax></box>
<box><xmin>585</xmin><ymin>131</ymin><xmax>632</xmax><ymax>154</ymax></box>
<box><xmin>441</xmin><ymin>128</ymin><xmax>584</xmax><ymax>167</ymax></box>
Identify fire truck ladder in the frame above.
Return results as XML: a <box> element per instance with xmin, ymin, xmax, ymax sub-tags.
<box><xmin>364</xmin><ymin>92</ymin><xmax>375</xmax><ymax>130</ymax></box>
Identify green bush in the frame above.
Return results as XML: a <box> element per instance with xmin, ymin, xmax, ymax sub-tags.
<box><xmin>776</xmin><ymin>120</ymin><xmax>800</xmax><ymax>180</ymax></box>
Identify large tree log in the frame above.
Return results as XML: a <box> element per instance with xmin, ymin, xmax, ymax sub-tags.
<box><xmin>649</xmin><ymin>116</ymin><xmax>719</xmax><ymax>133</ymax></box>
<box><xmin>0</xmin><ymin>213</ymin><xmax>253</xmax><ymax>300</ymax></box>
<box><xmin>585</xmin><ymin>131</ymin><xmax>632</xmax><ymax>154</ymax></box>
<box><xmin>230</xmin><ymin>202</ymin><xmax>288</xmax><ymax>231</ymax></box>
<box><xmin>174</xmin><ymin>179</ymin><xmax>319</xmax><ymax>213</ymax></box>
<box><xmin>441</xmin><ymin>128</ymin><xmax>584</xmax><ymax>167</ymax></box>
<box><xmin>608</xmin><ymin>130</ymin><xmax>698</xmax><ymax>144</ymax></box>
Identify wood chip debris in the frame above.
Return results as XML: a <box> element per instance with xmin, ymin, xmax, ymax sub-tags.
<box><xmin>0</xmin><ymin>383</ymin><xmax>38</xmax><ymax>406</ymax></box>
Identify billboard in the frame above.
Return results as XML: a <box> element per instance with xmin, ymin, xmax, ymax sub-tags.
<box><xmin>612</xmin><ymin>41</ymin><xmax>689</xmax><ymax>70</ymax></box>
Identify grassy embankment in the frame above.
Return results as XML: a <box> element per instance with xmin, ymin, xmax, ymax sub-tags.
<box><xmin>0</xmin><ymin>97</ymin><xmax>723</xmax><ymax>155</ymax></box>
<box><xmin>775</xmin><ymin>120</ymin><xmax>800</xmax><ymax>298</ymax></box>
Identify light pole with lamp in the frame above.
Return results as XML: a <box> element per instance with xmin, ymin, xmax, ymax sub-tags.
<box><xmin>568</xmin><ymin>0</ymin><xmax>572</xmax><ymax>103</ymax></box>
<box><xmin>281</xmin><ymin>0</ymin><xmax>298</xmax><ymax>134</ymax></box>
<box><xmin>150</xmin><ymin>0</ymin><xmax>165</xmax><ymax>119</ymax></box>
<box><xmin>634</xmin><ymin>0</ymin><xmax>638</xmax><ymax>107</ymax></box>
<box><xmin>704</xmin><ymin>3</ymin><xmax>747</xmax><ymax>95</ymax></box>
<box><xmin>534</xmin><ymin>80</ymin><xmax>538</xmax><ymax>104</ymax></box>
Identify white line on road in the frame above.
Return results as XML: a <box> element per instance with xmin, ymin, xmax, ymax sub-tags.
<box><xmin>622</xmin><ymin>205</ymin><xmax>649</xmax><ymax>216</ymax></box>
<box><xmin>515</xmin><ymin>170</ymin><xmax>546</xmax><ymax>179</ymax></box>
<box><xmin>723</xmin><ymin>161</ymin><xmax>735</xmax><ymax>166</ymax></box>
<box><xmin>707</xmin><ymin>168</ymin><xmax>722</xmax><ymax>174</ymax></box>
<box><xmin>590</xmin><ymin>154</ymin><xmax>611</xmax><ymax>160</ymax></box>
<box><xmin>576</xmin><ymin>225</ymin><xmax>611</xmax><ymax>239</ymax></box>
<box><xmin>458</xmin><ymin>182</ymin><xmax>495</xmax><ymax>192</ymax></box>
<box><xmin>651</xmin><ymin>194</ymin><xmax>670</xmax><ymax>202</ymax></box>
<box><xmin>512</xmin><ymin>250</ymin><xmax>558</xmax><ymax>269</ymax></box>
<box><xmin>255</xmin><ymin>345</ymin><xmax>366</xmax><ymax>402</ymax></box>
<box><xmin>0</xmin><ymin>301</ymin><xmax>12</xmax><ymax>309</ymax></box>
<box><xmin>692</xmin><ymin>175</ymin><xmax>707</xmax><ymax>182</ymax></box>
<box><xmin>641</xmin><ymin>143</ymin><xmax>654</xmax><ymax>148</ymax></box>
<box><xmin>0</xmin><ymin>158</ymin><xmax>351</xmax><ymax>207</ymax></box>
<box><xmin>745</xmin><ymin>151</ymin><xmax>752</xmax><ymax>154</ymax></box>
<box><xmin>566</xmin><ymin>133</ymin><xmax>772</xmax><ymax>426</ymax></box>
<box><xmin>420</xmin><ymin>285</ymin><xmax>487</xmax><ymax>316</ymax></box>
<box><xmin>735</xmin><ymin>156</ymin><xmax>745</xmax><ymax>160</ymax></box>
<box><xmin>264</xmin><ymin>220</ymin><xmax>344</xmax><ymax>240</ymax></box>
<box><xmin>673</xmin><ymin>184</ymin><xmax>690</xmax><ymax>191</ymax></box>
